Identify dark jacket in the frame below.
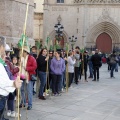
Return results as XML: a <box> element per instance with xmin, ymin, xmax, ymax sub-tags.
<box><xmin>91</xmin><ymin>53</ymin><xmax>101</xmax><ymax>67</ymax></box>
<box><xmin>84</xmin><ymin>55</ymin><xmax>89</xmax><ymax>70</ymax></box>
<box><xmin>37</xmin><ymin>55</ymin><xmax>47</xmax><ymax>72</ymax></box>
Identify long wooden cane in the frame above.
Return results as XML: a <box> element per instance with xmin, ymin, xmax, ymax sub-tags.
<box><xmin>45</xmin><ymin>36</ymin><xmax>50</xmax><ymax>96</ymax></box>
<box><xmin>17</xmin><ymin>3</ymin><xmax>29</xmax><ymax>120</ymax></box>
<box><xmin>66</xmin><ymin>43</ymin><xmax>69</xmax><ymax>92</ymax></box>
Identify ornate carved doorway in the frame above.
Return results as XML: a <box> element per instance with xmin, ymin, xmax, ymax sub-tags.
<box><xmin>96</xmin><ymin>32</ymin><xmax>112</xmax><ymax>53</ymax></box>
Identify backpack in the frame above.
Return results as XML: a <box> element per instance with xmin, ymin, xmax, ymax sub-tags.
<box><xmin>110</xmin><ymin>55</ymin><xmax>116</xmax><ymax>64</ymax></box>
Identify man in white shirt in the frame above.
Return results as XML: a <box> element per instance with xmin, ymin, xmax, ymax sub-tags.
<box><xmin>0</xmin><ymin>36</ymin><xmax>22</xmax><ymax>120</ymax></box>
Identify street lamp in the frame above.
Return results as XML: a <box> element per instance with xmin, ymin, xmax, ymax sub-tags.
<box><xmin>54</xmin><ymin>22</ymin><xmax>64</xmax><ymax>42</ymax></box>
<box><xmin>69</xmin><ymin>35</ymin><xmax>77</xmax><ymax>50</ymax></box>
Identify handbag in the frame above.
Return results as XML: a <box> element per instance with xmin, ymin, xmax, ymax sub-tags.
<box><xmin>31</xmin><ymin>74</ymin><xmax>37</xmax><ymax>81</ymax></box>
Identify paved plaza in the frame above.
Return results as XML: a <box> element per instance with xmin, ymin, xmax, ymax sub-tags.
<box><xmin>9</xmin><ymin>64</ymin><xmax>120</xmax><ymax>120</ymax></box>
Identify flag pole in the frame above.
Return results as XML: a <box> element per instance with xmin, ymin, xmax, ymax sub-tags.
<box><xmin>66</xmin><ymin>42</ymin><xmax>69</xmax><ymax>93</ymax></box>
<box><xmin>45</xmin><ymin>34</ymin><xmax>50</xmax><ymax>96</ymax></box>
<box><xmin>17</xmin><ymin>3</ymin><xmax>29</xmax><ymax>120</ymax></box>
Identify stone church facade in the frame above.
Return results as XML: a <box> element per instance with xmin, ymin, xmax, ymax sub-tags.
<box><xmin>43</xmin><ymin>0</ymin><xmax>120</xmax><ymax>53</ymax></box>
<box><xmin>0</xmin><ymin>0</ymin><xmax>34</xmax><ymax>46</ymax></box>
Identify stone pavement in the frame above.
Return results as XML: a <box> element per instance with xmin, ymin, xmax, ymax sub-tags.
<box><xmin>9</xmin><ymin>64</ymin><xmax>120</xmax><ymax>120</ymax></box>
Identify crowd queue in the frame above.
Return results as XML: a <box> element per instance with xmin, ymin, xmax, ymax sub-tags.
<box><xmin>0</xmin><ymin>36</ymin><xmax>120</xmax><ymax>120</ymax></box>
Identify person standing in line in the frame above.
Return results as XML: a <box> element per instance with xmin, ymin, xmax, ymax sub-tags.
<box><xmin>37</xmin><ymin>48</ymin><xmax>49</xmax><ymax>100</ymax></box>
<box><xmin>91</xmin><ymin>49</ymin><xmax>101</xmax><ymax>81</ymax></box>
<box><xmin>88</xmin><ymin>51</ymin><xmax>95</xmax><ymax>78</ymax></box>
<box><xmin>19</xmin><ymin>47</ymin><xmax>37</xmax><ymax>110</ymax></box>
<box><xmin>83</xmin><ymin>51</ymin><xmax>89</xmax><ymax>82</ymax></box>
<box><xmin>68</xmin><ymin>51</ymin><xmax>76</xmax><ymax>87</ymax></box>
<box><xmin>48</xmin><ymin>51</ymin><xmax>54</xmax><ymax>90</ymax></box>
<box><xmin>31</xmin><ymin>46</ymin><xmax>38</xmax><ymax>95</ymax></box>
<box><xmin>74</xmin><ymin>50</ymin><xmax>80</xmax><ymax>84</ymax></box>
<box><xmin>107</xmin><ymin>54</ymin><xmax>112</xmax><ymax>71</ymax></box>
<box><xmin>0</xmin><ymin>36</ymin><xmax>22</xmax><ymax>120</ymax></box>
<box><xmin>109</xmin><ymin>51</ymin><xmax>117</xmax><ymax>78</ymax></box>
<box><xmin>50</xmin><ymin>50</ymin><xmax>65</xmax><ymax>96</ymax></box>
<box><xmin>4</xmin><ymin>54</ymin><xmax>20</xmax><ymax>117</ymax></box>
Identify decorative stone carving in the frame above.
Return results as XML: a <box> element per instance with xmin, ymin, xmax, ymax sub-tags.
<box><xmin>57</xmin><ymin>15</ymin><xmax>62</xmax><ymax>22</ymax></box>
<box><xmin>74</xmin><ymin>0</ymin><xmax>120</xmax><ymax>4</ymax></box>
<box><xmin>98</xmin><ymin>8</ymin><xmax>112</xmax><ymax>21</ymax></box>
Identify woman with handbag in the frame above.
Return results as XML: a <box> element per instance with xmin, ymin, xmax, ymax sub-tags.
<box><xmin>37</xmin><ymin>48</ymin><xmax>48</xmax><ymax>100</ymax></box>
<box><xmin>19</xmin><ymin>47</ymin><xmax>37</xmax><ymax>110</ymax></box>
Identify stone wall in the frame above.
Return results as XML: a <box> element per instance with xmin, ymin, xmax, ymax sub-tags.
<box><xmin>0</xmin><ymin>0</ymin><xmax>34</xmax><ymax>45</ymax></box>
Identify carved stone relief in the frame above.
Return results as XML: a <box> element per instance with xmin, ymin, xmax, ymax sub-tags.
<box><xmin>74</xmin><ymin>0</ymin><xmax>120</xmax><ymax>4</ymax></box>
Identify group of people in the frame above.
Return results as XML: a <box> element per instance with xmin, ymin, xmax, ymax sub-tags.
<box><xmin>0</xmin><ymin>35</ymin><xmax>119</xmax><ymax>120</ymax></box>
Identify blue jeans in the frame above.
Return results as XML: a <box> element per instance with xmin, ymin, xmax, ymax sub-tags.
<box><xmin>115</xmin><ymin>63</ymin><xmax>118</xmax><ymax>72</ymax></box>
<box><xmin>0</xmin><ymin>96</ymin><xmax>7</xmax><ymax>119</ymax></box>
<box><xmin>110</xmin><ymin>63</ymin><xmax>116</xmax><ymax>77</ymax></box>
<box><xmin>38</xmin><ymin>71</ymin><xmax>46</xmax><ymax>96</ymax></box>
<box><xmin>59</xmin><ymin>71</ymin><xmax>66</xmax><ymax>91</ymax></box>
<box><xmin>7</xmin><ymin>92</ymin><xmax>15</xmax><ymax>111</ymax></box>
<box><xmin>88</xmin><ymin>61</ymin><xmax>93</xmax><ymax>77</ymax></box>
<box><xmin>20</xmin><ymin>80</ymin><xmax>33</xmax><ymax>107</ymax></box>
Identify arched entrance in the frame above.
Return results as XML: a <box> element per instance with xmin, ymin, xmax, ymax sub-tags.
<box><xmin>96</xmin><ymin>32</ymin><xmax>112</xmax><ymax>53</ymax></box>
<box><xmin>54</xmin><ymin>36</ymin><xmax>64</xmax><ymax>49</ymax></box>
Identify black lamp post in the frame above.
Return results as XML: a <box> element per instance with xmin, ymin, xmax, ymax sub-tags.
<box><xmin>54</xmin><ymin>22</ymin><xmax>64</xmax><ymax>42</ymax></box>
<box><xmin>69</xmin><ymin>35</ymin><xmax>77</xmax><ymax>50</ymax></box>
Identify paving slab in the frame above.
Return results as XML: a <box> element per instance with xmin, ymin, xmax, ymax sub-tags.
<box><xmin>6</xmin><ymin>64</ymin><xmax>120</xmax><ymax>120</ymax></box>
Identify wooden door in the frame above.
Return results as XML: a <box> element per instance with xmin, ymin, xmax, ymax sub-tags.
<box><xmin>96</xmin><ymin>32</ymin><xmax>112</xmax><ymax>53</ymax></box>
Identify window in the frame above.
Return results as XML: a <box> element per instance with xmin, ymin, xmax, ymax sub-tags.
<box><xmin>57</xmin><ymin>0</ymin><xmax>64</xmax><ymax>3</ymax></box>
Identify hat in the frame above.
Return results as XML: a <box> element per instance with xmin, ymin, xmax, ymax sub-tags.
<box><xmin>84</xmin><ymin>50</ymin><xmax>88</xmax><ymax>53</ymax></box>
<box><xmin>5</xmin><ymin>44</ymin><xmax>13</xmax><ymax>52</ymax></box>
<box><xmin>49</xmin><ymin>50</ymin><xmax>53</xmax><ymax>54</ymax></box>
<box><xmin>23</xmin><ymin>46</ymin><xmax>30</xmax><ymax>54</ymax></box>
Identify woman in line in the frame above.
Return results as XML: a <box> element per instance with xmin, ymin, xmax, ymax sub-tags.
<box><xmin>68</xmin><ymin>51</ymin><xmax>76</xmax><ymax>87</ymax></box>
<box><xmin>50</xmin><ymin>50</ymin><xmax>65</xmax><ymax>96</ymax></box>
<box><xmin>19</xmin><ymin>47</ymin><xmax>37</xmax><ymax>110</ymax></box>
<box><xmin>37</xmin><ymin>48</ymin><xmax>49</xmax><ymax>100</ymax></box>
<box><xmin>6</xmin><ymin>55</ymin><xmax>19</xmax><ymax>117</ymax></box>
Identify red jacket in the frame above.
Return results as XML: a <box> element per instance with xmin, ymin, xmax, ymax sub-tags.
<box><xmin>26</xmin><ymin>55</ymin><xmax>37</xmax><ymax>80</ymax></box>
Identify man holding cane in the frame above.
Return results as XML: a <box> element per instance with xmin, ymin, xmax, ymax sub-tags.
<box><xmin>0</xmin><ymin>36</ymin><xmax>22</xmax><ymax>120</ymax></box>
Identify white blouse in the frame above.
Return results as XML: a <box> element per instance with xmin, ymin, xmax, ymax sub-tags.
<box><xmin>0</xmin><ymin>63</ymin><xmax>15</xmax><ymax>96</ymax></box>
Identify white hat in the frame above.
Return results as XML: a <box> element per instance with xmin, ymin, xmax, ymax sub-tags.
<box><xmin>5</xmin><ymin>44</ymin><xmax>13</xmax><ymax>52</ymax></box>
<box><xmin>23</xmin><ymin>46</ymin><xmax>30</xmax><ymax>54</ymax></box>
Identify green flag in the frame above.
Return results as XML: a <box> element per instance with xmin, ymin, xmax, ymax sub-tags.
<box><xmin>18</xmin><ymin>34</ymin><xmax>28</xmax><ymax>48</ymax></box>
<box><xmin>35</xmin><ymin>41</ymin><xmax>41</xmax><ymax>49</ymax></box>
<box><xmin>80</xmin><ymin>48</ymin><xmax>84</xmax><ymax>53</ymax></box>
<box><xmin>50</xmin><ymin>45</ymin><xmax>53</xmax><ymax>51</ymax></box>
<box><xmin>46</xmin><ymin>36</ymin><xmax>50</xmax><ymax>45</ymax></box>
<box><xmin>65</xmin><ymin>43</ymin><xmax>69</xmax><ymax>51</ymax></box>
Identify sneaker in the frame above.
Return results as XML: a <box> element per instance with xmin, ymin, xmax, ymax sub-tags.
<box><xmin>57</xmin><ymin>93</ymin><xmax>61</xmax><ymax>96</ymax></box>
<box><xmin>11</xmin><ymin>111</ymin><xmax>17</xmax><ymax>117</ymax></box>
<box><xmin>43</xmin><ymin>92</ymin><xmax>49</xmax><ymax>96</ymax></box>
<box><xmin>39</xmin><ymin>96</ymin><xmax>46</xmax><ymax>100</ymax></box>
<box><xmin>7</xmin><ymin>111</ymin><xmax>11</xmax><ymax>117</ymax></box>
<box><xmin>27</xmin><ymin>106</ymin><xmax>32</xmax><ymax>110</ymax></box>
